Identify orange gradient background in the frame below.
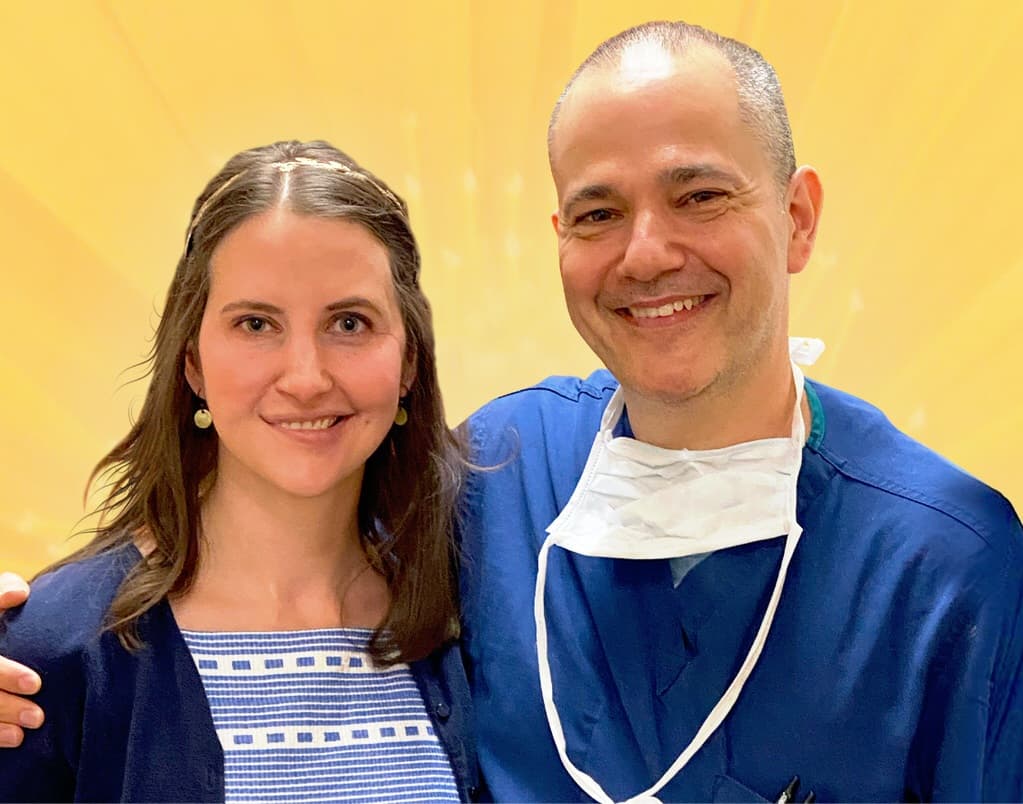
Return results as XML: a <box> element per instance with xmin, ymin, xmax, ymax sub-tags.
<box><xmin>3</xmin><ymin>0</ymin><xmax>1021</xmax><ymax>576</ymax></box>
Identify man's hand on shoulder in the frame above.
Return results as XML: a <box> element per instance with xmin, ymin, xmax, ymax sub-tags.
<box><xmin>0</xmin><ymin>572</ymin><xmax>43</xmax><ymax>747</ymax></box>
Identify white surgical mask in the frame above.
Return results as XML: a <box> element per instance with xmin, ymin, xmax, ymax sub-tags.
<box><xmin>534</xmin><ymin>338</ymin><xmax>823</xmax><ymax>804</ymax></box>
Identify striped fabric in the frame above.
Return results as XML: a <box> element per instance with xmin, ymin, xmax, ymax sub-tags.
<box><xmin>180</xmin><ymin>628</ymin><xmax>458</xmax><ymax>803</ymax></box>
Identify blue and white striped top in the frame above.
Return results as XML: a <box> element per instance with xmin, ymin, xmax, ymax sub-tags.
<box><xmin>180</xmin><ymin>628</ymin><xmax>459</xmax><ymax>803</ymax></box>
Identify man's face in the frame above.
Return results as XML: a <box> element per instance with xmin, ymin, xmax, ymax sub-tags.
<box><xmin>550</xmin><ymin>46</ymin><xmax>817</xmax><ymax>410</ymax></box>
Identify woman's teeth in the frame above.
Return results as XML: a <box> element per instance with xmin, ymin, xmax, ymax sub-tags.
<box><xmin>280</xmin><ymin>416</ymin><xmax>339</xmax><ymax>431</ymax></box>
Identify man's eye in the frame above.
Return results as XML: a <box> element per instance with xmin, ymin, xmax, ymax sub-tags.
<box><xmin>575</xmin><ymin>208</ymin><xmax>615</xmax><ymax>225</ymax></box>
<box><xmin>687</xmin><ymin>190</ymin><xmax>725</xmax><ymax>204</ymax></box>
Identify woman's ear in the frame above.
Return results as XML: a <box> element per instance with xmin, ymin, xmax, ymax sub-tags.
<box><xmin>184</xmin><ymin>345</ymin><xmax>204</xmax><ymax>397</ymax></box>
<box><xmin>400</xmin><ymin>348</ymin><xmax>417</xmax><ymax>398</ymax></box>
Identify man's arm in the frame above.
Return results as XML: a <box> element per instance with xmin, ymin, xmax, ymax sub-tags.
<box><xmin>0</xmin><ymin>574</ymin><xmax>44</xmax><ymax>747</ymax></box>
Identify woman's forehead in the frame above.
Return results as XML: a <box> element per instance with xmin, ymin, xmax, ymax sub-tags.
<box><xmin>207</xmin><ymin>211</ymin><xmax>395</xmax><ymax>299</ymax></box>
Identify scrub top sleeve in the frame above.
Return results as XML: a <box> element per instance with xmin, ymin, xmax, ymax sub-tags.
<box><xmin>980</xmin><ymin>548</ymin><xmax>1023</xmax><ymax>802</ymax></box>
<box><xmin>926</xmin><ymin>531</ymin><xmax>1023</xmax><ymax>802</ymax></box>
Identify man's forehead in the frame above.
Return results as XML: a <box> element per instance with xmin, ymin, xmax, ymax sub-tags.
<box><xmin>550</xmin><ymin>46</ymin><xmax>743</xmax><ymax>184</ymax></box>
<box><xmin>555</xmin><ymin>51</ymin><xmax>737</xmax><ymax>139</ymax></box>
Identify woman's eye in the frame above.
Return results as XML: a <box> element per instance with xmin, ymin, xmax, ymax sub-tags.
<box><xmin>241</xmin><ymin>317</ymin><xmax>270</xmax><ymax>333</ymax></box>
<box><xmin>333</xmin><ymin>314</ymin><xmax>367</xmax><ymax>334</ymax></box>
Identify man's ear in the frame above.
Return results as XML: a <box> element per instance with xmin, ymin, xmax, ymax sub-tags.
<box><xmin>551</xmin><ymin>211</ymin><xmax>561</xmax><ymax>236</ymax></box>
<box><xmin>184</xmin><ymin>345</ymin><xmax>204</xmax><ymax>397</ymax></box>
<box><xmin>785</xmin><ymin>166</ymin><xmax>824</xmax><ymax>276</ymax></box>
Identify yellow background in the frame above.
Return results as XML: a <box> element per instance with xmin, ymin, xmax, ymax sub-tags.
<box><xmin>3</xmin><ymin>0</ymin><xmax>1021</xmax><ymax>577</ymax></box>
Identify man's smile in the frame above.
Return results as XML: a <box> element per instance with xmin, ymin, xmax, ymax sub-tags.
<box><xmin>615</xmin><ymin>293</ymin><xmax>715</xmax><ymax>326</ymax></box>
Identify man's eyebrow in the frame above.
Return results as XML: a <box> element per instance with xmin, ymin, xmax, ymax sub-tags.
<box><xmin>661</xmin><ymin>164</ymin><xmax>740</xmax><ymax>185</ymax></box>
<box><xmin>562</xmin><ymin>165</ymin><xmax>742</xmax><ymax>216</ymax></box>
<box><xmin>562</xmin><ymin>184</ymin><xmax>616</xmax><ymax>216</ymax></box>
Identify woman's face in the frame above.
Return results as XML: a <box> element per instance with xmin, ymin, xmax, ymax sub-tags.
<box><xmin>185</xmin><ymin>208</ymin><xmax>408</xmax><ymax>503</ymax></box>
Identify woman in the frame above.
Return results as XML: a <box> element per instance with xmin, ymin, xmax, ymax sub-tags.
<box><xmin>0</xmin><ymin>141</ymin><xmax>475</xmax><ymax>802</ymax></box>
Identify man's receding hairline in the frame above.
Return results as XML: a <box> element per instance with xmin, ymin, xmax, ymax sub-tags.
<box><xmin>547</xmin><ymin>22</ymin><xmax>797</xmax><ymax>190</ymax></box>
<box><xmin>548</xmin><ymin>44</ymin><xmax>737</xmax><ymax>158</ymax></box>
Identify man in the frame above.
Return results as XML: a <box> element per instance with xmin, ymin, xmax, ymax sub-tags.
<box><xmin>1</xmin><ymin>21</ymin><xmax>1021</xmax><ymax>802</ymax></box>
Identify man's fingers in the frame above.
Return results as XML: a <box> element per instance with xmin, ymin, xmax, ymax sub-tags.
<box><xmin>0</xmin><ymin>656</ymin><xmax>41</xmax><ymax>696</ymax></box>
<box><xmin>0</xmin><ymin>572</ymin><xmax>29</xmax><ymax>609</ymax></box>
<box><xmin>0</xmin><ymin>574</ymin><xmax>43</xmax><ymax>746</ymax></box>
<box><xmin>0</xmin><ymin>657</ymin><xmax>44</xmax><ymax>735</ymax></box>
<box><xmin>0</xmin><ymin>723</ymin><xmax>25</xmax><ymax>748</ymax></box>
<box><xmin>0</xmin><ymin>685</ymin><xmax>44</xmax><ymax>744</ymax></box>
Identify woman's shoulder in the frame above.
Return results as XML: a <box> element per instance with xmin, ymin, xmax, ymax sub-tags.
<box><xmin>0</xmin><ymin>542</ymin><xmax>141</xmax><ymax>668</ymax></box>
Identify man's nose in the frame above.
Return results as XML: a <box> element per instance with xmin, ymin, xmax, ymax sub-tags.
<box><xmin>276</xmin><ymin>334</ymin><xmax>333</xmax><ymax>400</ymax></box>
<box><xmin>619</xmin><ymin>209</ymin><xmax>685</xmax><ymax>282</ymax></box>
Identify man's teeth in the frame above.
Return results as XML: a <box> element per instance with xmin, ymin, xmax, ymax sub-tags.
<box><xmin>630</xmin><ymin>295</ymin><xmax>705</xmax><ymax>319</ymax></box>
<box><xmin>280</xmin><ymin>417</ymin><xmax>338</xmax><ymax>431</ymax></box>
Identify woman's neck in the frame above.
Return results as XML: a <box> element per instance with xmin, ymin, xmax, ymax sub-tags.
<box><xmin>171</xmin><ymin>470</ymin><xmax>388</xmax><ymax>632</ymax></box>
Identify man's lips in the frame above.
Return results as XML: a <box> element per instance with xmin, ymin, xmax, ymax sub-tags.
<box><xmin>615</xmin><ymin>293</ymin><xmax>714</xmax><ymax>321</ymax></box>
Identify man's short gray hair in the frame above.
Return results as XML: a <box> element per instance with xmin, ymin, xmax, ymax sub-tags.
<box><xmin>548</xmin><ymin>21</ymin><xmax>797</xmax><ymax>190</ymax></box>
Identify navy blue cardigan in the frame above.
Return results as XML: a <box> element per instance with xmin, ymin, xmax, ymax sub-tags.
<box><xmin>0</xmin><ymin>544</ymin><xmax>477</xmax><ymax>802</ymax></box>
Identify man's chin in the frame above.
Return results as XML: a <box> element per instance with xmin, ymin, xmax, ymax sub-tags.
<box><xmin>610</xmin><ymin>367</ymin><xmax>715</xmax><ymax>408</ymax></box>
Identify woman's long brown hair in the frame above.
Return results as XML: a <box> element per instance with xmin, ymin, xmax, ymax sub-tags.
<box><xmin>41</xmin><ymin>140</ymin><xmax>464</xmax><ymax>664</ymax></box>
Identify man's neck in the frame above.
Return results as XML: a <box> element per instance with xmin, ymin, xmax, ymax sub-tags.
<box><xmin>622</xmin><ymin>357</ymin><xmax>805</xmax><ymax>451</ymax></box>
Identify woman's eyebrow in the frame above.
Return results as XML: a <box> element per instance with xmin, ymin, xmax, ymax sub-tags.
<box><xmin>219</xmin><ymin>300</ymin><xmax>283</xmax><ymax>315</ymax></box>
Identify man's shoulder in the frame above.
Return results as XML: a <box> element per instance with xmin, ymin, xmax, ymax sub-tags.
<box><xmin>808</xmin><ymin>379</ymin><xmax>1022</xmax><ymax>559</ymax></box>
<box><xmin>0</xmin><ymin>543</ymin><xmax>139</xmax><ymax>669</ymax></box>
<box><xmin>467</xmin><ymin>370</ymin><xmax>617</xmax><ymax>454</ymax></box>
<box><xmin>474</xmin><ymin>369</ymin><xmax>619</xmax><ymax>416</ymax></box>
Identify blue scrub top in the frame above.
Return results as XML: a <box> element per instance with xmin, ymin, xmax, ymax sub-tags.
<box><xmin>459</xmin><ymin>371</ymin><xmax>1023</xmax><ymax>802</ymax></box>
